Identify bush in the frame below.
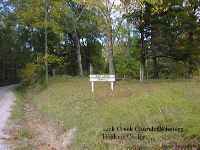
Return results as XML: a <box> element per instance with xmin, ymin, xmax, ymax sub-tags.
<box><xmin>114</xmin><ymin>54</ymin><xmax>140</xmax><ymax>79</ymax></box>
<box><xmin>19</xmin><ymin>63</ymin><xmax>43</xmax><ymax>85</ymax></box>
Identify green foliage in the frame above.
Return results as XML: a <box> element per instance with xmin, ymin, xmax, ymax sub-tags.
<box><xmin>48</xmin><ymin>54</ymin><xmax>64</xmax><ymax>67</ymax></box>
<box><xmin>48</xmin><ymin>54</ymin><xmax>65</xmax><ymax>75</ymax></box>
<box><xmin>156</xmin><ymin>59</ymin><xmax>187</xmax><ymax>79</ymax></box>
<box><xmin>83</xmin><ymin>38</ymin><xmax>105</xmax><ymax>74</ymax></box>
<box><xmin>19</xmin><ymin>63</ymin><xmax>43</xmax><ymax>85</ymax></box>
<box><xmin>114</xmin><ymin>38</ymin><xmax>140</xmax><ymax>78</ymax></box>
<box><xmin>124</xmin><ymin>0</ymin><xmax>200</xmax><ymax>79</ymax></box>
<box><xmin>115</xmin><ymin>54</ymin><xmax>139</xmax><ymax>78</ymax></box>
<box><xmin>1</xmin><ymin>0</ymin><xmax>200</xmax><ymax>82</ymax></box>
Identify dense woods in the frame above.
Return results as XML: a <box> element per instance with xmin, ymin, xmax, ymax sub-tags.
<box><xmin>0</xmin><ymin>0</ymin><xmax>200</xmax><ymax>85</ymax></box>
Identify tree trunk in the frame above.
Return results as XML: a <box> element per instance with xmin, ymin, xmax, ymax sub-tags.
<box><xmin>140</xmin><ymin>64</ymin><xmax>144</xmax><ymax>81</ymax></box>
<box><xmin>126</xmin><ymin>23</ymin><xmax>131</xmax><ymax>58</ymax></box>
<box><xmin>107</xmin><ymin>19</ymin><xmax>115</xmax><ymax>75</ymax></box>
<box><xmin>153</xmin><ymin>56</ymin><xmax>159</xmax><ymax>79</ymax></box>
<box><xmin>44</xmin><ymin>0</ymin><xmax>49</xmax><ymax>85</ymax></box>
<box><xmin>90</xmin><ymin>64</ymin><xmax>93</xmax><ymax>75</ymax></box>
<box><xmin>52</xmin><ymin>68</ymin><xmax>56</xmax><ymax>77</ymax></box>
<box><xmin>140</xmin><ymin>30</ymin><xmax>145</xmax><ymax>81</ymax></box>
<box><xmin>146</xmin><ymin>57</ymin><xmax>149</xmax><ymax>80</ymax></box>
<box><xmin>187</xmin><ymin>59</ymin><xmax>193</xmax><ymax>79</ymax></box>
<box><xmin>73</xmin><ymin>32</ymin><xmax>83</xmax><ymax>77</ymax></box>
<box><xmin>151</xmin><ymin>22</ymin><xmax>160</xmax><ymax>79</ymax></box>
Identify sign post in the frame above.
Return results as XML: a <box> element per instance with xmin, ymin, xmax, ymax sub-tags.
<box><xmin>89</xmin><ymin>75</ymin><xmax>116</xmax><ymax>92</ymax></box>
<box><xmin>91</xmin><ymin>81</ymin><xmax>94</xmax><ymax>93</ymax></box>
<box><xmin>111</xmin><ymin>81</ymin><xmax>114</xmax><ymax>91</ymax></box>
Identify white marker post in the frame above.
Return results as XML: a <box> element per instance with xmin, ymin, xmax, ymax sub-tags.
<box><xmin>89</xmin><ymin>75</ymin><xmax>116</xmax><ymax>93</ymax></box>
<box><xmin>111</xmin><ymin>81</ymin><xmax>114</xmax><ymax>91</ymax></box>
<box><xmin>91</xmin><ymin>81</ymin><xmax>94</xmax><ymax>93</ymax></box>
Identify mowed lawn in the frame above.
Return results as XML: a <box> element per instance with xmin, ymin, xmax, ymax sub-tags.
<box><xmin>27</xmin><ymin>77</ymin><xmax>200</xmax><ymax>149</ymax></box>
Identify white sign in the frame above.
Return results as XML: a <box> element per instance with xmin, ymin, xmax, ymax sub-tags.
<box><xmin>90</xmin><ymin>75</ymin><xmax>115</xmax><ymax>82</ymax></box>
<box><xmin>89</xmin><ymin>74</ymin><xmax>116</xmax><ymax>92</ymax></box>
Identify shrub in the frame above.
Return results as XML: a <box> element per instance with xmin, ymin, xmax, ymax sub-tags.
<box><xmin>114</xmin><ymin>54</ymin><xmax>140</xmax><ymax>79</ymax></box>
<box><xmin>19</xmin><ymin>63</ymin><xmax>43</xmax><ymax>85</ymax></box>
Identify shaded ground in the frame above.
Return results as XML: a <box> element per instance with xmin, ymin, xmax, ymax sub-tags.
<box><xmin>9</xmin><ymin>89</ymin><xmax>76</xmax><ymax>150</ymax></box>
<box><xmin>0</xmin><ymin>85</ymin><xmax>17</xmax><ymax>150</ymax></box>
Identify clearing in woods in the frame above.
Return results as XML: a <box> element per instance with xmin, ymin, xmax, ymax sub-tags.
<box><xmin>10</xmin><ymin>77</ymin><xmax>200</xmax><ymax>149</ymax></box>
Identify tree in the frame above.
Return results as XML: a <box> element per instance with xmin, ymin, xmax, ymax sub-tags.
<box><xmin>122</xmin><ymin>0</ymin><xmax>152</xmax><ymax>81</ymax></box>
<box><xmin>66</xmin><ymin>1</ymin><xmax>86</xmax><ymax>76</ymax></box>
<box><xmin>44</xmin><ymin>0</ymin><xmax>48</xmax><ymax>84</ymax></box>
<box><xmin>11</xmin><ymin>0</ymin><xmax>68</xmax><ymax>79</ymax></box>
<box><xmin>80</xmin><ymin>0</ymin><xmax>122</xmax><ymax>75</ymax></box>
<box><xmin>123</xmin><ymin>0</ymin><xmax>200</xmax><ymax>79</ymax></box>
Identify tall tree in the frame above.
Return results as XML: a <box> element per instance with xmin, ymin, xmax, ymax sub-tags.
<box><xmin>81</xmin><ymin>0</ymin><xmax>121</xmax><ymax>74</ymax></box>
<box><xmin>67</xmin><ymin>1</ymin><xmax>85</xmax><ymax>76</ymax></box>
<box><xmin>44</xmin><ymin>0</ymin><xmax>48</xmax><ymax>84</ymax></box>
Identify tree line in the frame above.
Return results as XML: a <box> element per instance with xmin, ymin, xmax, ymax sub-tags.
<box><xmin>0</xmin><ymin>0</ymin><xmax>200</xmax><ymax>85</ymax></box>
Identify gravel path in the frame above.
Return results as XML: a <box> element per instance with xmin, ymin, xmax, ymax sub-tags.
<box><xmin>0</xmin><ymin>85</ymin><xmax>17</xmax><ymax>150</ymax></box>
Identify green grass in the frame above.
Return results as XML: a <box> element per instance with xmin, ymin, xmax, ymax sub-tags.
<box><xmin>20</xmin><ymin>77</ymin><xmax>200</xmax><ymax>149</ymax></box>
<box><xmin>12</xmin><ymin>87</ymin><xmax>26</xmax><ymax>120</ymax></box>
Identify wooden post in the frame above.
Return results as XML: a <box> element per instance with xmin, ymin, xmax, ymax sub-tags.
<box><xmin>111</xmin><ymin>82</ymin><xmax>114</xmax><ymax>91</ymax></box>
<box><xmin>91</xmin><ymin>81</ymin><xmax>94</xmax><ymax>93</ymax></box>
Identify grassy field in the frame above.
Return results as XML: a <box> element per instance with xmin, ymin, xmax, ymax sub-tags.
<box><xmin>15</xmin><ymin>77</ymin><xmax>200</xmax><ymax>149</ymax></box>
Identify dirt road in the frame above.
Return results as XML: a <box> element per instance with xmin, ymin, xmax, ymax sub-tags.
<box><xmin>0</xmin><ymin>85</ymin><xmax>17</xmax><ymax>150</ymax></box>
